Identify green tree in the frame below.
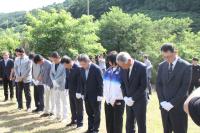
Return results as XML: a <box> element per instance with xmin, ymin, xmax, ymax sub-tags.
<box><xmin>0</xmin><ymin>29</ymin><xmax>20</xmax><ymax>54</ymax></box>
<box><xmin>26</xmin><ymin>9</ymin><xmax>105</xmax><ymax>57</ymax></box>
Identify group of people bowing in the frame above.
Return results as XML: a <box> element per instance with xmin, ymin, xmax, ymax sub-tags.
<box><xmin>0</xmin><ymin>43</ymin><xmax>199</xmax><ymax>133</ymax></box>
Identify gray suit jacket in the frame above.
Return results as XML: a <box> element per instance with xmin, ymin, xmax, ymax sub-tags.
<box><xmin>50</xmin><ymin>63</ymin><xmax>66</xmax><ymax>90</ymax></box>
<box><xmin>40</xmin><ymin>59</ymin><xmax>53</xmax><ymax>88</ymax></box>
<box><xmin>156</xmin><ymin>58</ymin><xmax>192</xmax><ymax>107</ymax></box>
<box><xmin>144</xmin><ymin>59</ymin><xmax>152</xmax><ymax>78</ymax></box>
<box><xmin>14</xmin><ymin>56</ymin><xmax>32</xmax><ymax>83</ymax></box>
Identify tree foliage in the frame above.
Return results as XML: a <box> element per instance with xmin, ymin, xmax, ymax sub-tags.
<box><xmin>26</xmin><ymin>9</ymin><xmax>105</xmax><ymax>57</ymax></box>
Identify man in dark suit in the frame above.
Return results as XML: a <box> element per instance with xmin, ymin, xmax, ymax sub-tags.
<box><xmin>117</xmin><ymin>52</ymin><xmax>147</xmax><ymax>133</ymax></box>
<box><xmin>189</xmin><ymin>57</ymin><xmax>200</xmax><ymax>94</ymax></box>
<box><xmin>156</xmin><ymin>43</ymin><xmax>192</xmax><ymax>133</ymax></box>
<box><xmin>0</xmin><ymin>51</ymin><xmax>14</xmax><ymax>102</ymax></box>
<box><xmin>77</xmin><ymin>54</ymin><xmax>103</xmax><ymax>133</ymax></box>
<box><xmin>61</xmin><ymin>55</ymin><xmax>84</xmax><ymax>128</ymax></box>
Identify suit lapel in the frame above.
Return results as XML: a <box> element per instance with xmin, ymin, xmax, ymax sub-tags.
<box><xmin>81</xmin><ymin>69</ymin><xmax>86</xmax><ymax>82</ymax></box>
<box><xmin>86</xmin><ymin>64</ymin><xmax>93</xmax><ymax>81</ymax></box>
<box><xmin>124</xmin><ymin>69</ymin><xmax>129</xmax><ymax>86</ymax></box>
<box><xmin>168</xmin><ymin>59</ymin><xmax>181</xmax><ymax>82</ymax></box>
<box><xmin>2</xmin><ymin>60</ymin><xmax>6</xmax><ymax>68</ymax></box>
<box><xmin>129</xmin><ymin>65</ymin><xmax>136</xmax><ymax>84</ymax></box>
<box><xmin>163</xmin><ymin>62</ymin><xmax>169</xmax><ymax>83</ymax></box>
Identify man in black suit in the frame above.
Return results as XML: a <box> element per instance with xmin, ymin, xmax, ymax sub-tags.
<box><xmin>189</xmin><ymin>57</ymin><xmax>200</xmax><ymax>94</ymax></box>
<box><xmin>77</xmin><ymin>54</ymin><xmax>103</xmax><ymax>133</ymax></box>
<box><xmin>117</xmin><ymin>52</ymin><xmax>147</xmax><ymax>133</ymax></box>
<box><xmin>0</xmin><ymin>51</ymin><xmax>14</xmax><ymax>102</ymax></box>
<box><xmin>156</xmin><ymin>43</ymin><xmax>192</xmax><ymax>133</ymax></box>
<box><xmin>61</xmin><ymin>55</ymin><xmax>84</xmax><ymax>128</ymax></box>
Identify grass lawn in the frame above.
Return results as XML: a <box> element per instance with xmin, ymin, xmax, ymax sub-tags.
<box><xmin>0</xmin><ymin>86</ymin><xmax>199</xmax><ymax>133</ymax></box>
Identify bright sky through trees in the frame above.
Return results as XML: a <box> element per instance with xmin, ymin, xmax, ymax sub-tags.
<box><xmin>0</xmin><ymin>0</ymin><xmax>64</xmax><ymax>13</ymax></box>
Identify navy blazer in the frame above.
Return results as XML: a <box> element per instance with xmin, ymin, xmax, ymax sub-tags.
<box><xmin>65</xmin><ymin>63</ymin><xmax>81</xmax><ymax>92</ymax></box>
<box><xmin>121</xmin><ymin>60</ymin><xmax>147</xmax><ymax>102</ymax></box>
<box><xmin>78</xmin><ymin>63</ymin><xmax>103</xmax><ymax>101</ymax></box>
<box><xmin>0</xmin><ymin>59</ymin><xmax>14</xmax><ymax>79</ymax></box>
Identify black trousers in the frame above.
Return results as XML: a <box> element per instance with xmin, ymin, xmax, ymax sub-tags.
<box><xmin>161</xmin><ymin>102</ymin><xmax>188</xmax><ymax>133</ymax></box>
<box><xmin>69</xmin><ymin>91</ymin><xmax>83</xmax><ymax>125</ymax></box>
<box><xmin>34</xmin><ymin>85</ymin><xmax>44</xmax><ymax>111</ymax></box>
<box><xmin>105</xmin><ymin>100</ymin><xmax>125</xmax><ymax>133</ymax></box>
<box><xmin>189</xmin><ymin>82</ymin><xmax>200</xmax><ymax>94</ymax></box>
<box><xmin>17</xmin><ymin>82</ymin><xmax>31</xmax><ymax>109</ymax></box>
<box><xmin>3</xmin><ymin>78</ymin><xmax>14</xmax><ymax>100</ymax></box>
<box><xmin>126</xmin><ymin>98</ymin><xmax>147</xmax><ymax>133</ymax></box>
<box><xmin>85</xmin><ymin>99</ymin><xmax>101</xmax><ymax>132</ymax></box>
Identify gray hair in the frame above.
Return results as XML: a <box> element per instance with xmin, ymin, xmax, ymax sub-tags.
<box><xmin>116</xmin><ymin>52</ymin><xmax>131</xmax><ymax>64</ymax></box>
<box><xmin>78</xmin><ymin>54</ymin><xmax>90</xmax><ymax>62</ymax></box>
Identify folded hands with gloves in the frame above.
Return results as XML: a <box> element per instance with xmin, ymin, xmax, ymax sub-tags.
<box><xmin>160</xmin><ymin>101</ymin><xmax>174</xmax><ymax>111</ymax></box>
<box><xmin>124</xmin><ymin>97</ymin><xmax>134</xmax><ymax>107</ymax></box>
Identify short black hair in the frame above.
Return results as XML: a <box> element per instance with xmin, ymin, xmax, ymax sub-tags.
<box><xmin>193</xmin><ymin>57</ymin><xmax>199</xmax><ymax>61</ymax></box>
<box><xmin>15</xmin><ymin>47</ymin><xmax>25</xmax><ymax>53</ymax></box>
<box><xmin>78</xmin><ymin>54</ymin><xmax>90</xmax><ymax>62</ymax></box>
<box><xmin>34</xmin><ymin>54</ymin><xmax>44</xmax><ymax>64</ymax></box>
<box><xmin>143</xmin><ymin>54</ymin><xmax>148</xmax><ymax>59</ymax></box>
<box><xmin>107</xmin><ymin>51</ymin><xmax>118</xmax><ymax>65</ymax></box>
<box><xmin>61</xmin><ymin>55</ymin><xmax>72</xmax><ymax>64</ymax></box>
<box><xmin>160</xmin><ymin>43</ymin><xmax>175</xmax><ymax>53</ymax></box>
<box><xmin>51</xmin><ymin>51</ymin><xmax>60</xmax><ymax>58</ymax></box>
<box><xmin>28</xmin><ymin>53</ymin><xmax>35</xmax><ymax>60</ymax></box>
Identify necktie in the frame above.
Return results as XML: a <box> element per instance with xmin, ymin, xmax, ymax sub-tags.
<box><xmin>168</xmin><ymin>63</ymin><xmax>173</xmax><ymax>78</ymax></box>
<box><xmin>127</xmin><ymin>68</ymin><xmax>130</xmax><ymax>81</ymax></box>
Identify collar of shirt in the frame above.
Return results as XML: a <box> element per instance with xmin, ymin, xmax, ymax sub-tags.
<box><xmin>169</xmin><ymin>56</ymin><xmax>179</xmax><ymax>70</ymax></box>
<box><xmin>86</xmin><ymin>62</ymin><xmax>91</xmax><ymax>71</ymax></box>
<box><xmin>129</xmin><ymin>59</ymin><xmax>134</xmax><ymax>77</ymax></box>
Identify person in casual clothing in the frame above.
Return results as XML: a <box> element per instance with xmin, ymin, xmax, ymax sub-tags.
<box><xmin>98</xmin><ymin>55</ymin><xmax>106</xmax><ymax>73</ymax></box>
<box><xmin>0</xmin><ymin>51</ymin><xmax>14</xmax><ymax>102</ymax></box>
<box><xmin>14</xmin><ymin>48</ymin><xmax>21</xmax><ymax>105</ymax></box>
<box><xmin>77</xmin><ymin>54</ymin><xmax>103</xmax><ymax>133</ymax></box>
<box><xmin>29</xmin><ymin>53</ymin><xmax>44</xmax><ymax>113</ymax></box>
<box><xmin>189</xmin><ymin>57</ymin><xmax>200</xmax><ymax>94</ymax></box>
<box><xmin>61</xmin><ymin>56</ymin><xmax>84</xmax><ymax>128</ymax></box>
<box><xmin>33</xmin><ymin>54</ymin><xmax>53</xmax><ymax>117</ymax></box>
<box><xmin>143</xmin><ymin>55</ymin><xmax>153</xmax><ymax>95</ymax></box>
<box><xmin>14</xmin><ymin>48</ymin><xmax>32</xmax><ymax>112</ymax></box>
<box><xmin>50</xmin><ymin>52</ymin><xmax>68</xmax><ymax>122</ymax></box>
<box><xmin>103</xmin><ymin>51</ymin><xmax>125</xmax><ymax>133</ymax></box>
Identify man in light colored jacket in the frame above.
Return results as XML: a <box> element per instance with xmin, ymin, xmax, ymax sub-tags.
<box><xmin>33</xmin><ymin>54</ymin><xmax>54</xmax><ymax>117</ymax></box>
<box><xmin>50</xmin><ymin>52</ymin><xmax>67</xmax><ymax>122</ymax></box>
<box><xmin>14</xmin><ymin>48</ymin><xmax>32</xmax><ymax>112</ymax></box>
<box><xmin>29</xmin><ymin>53</ymin><xmax>44</xmax><ymax>113</ymax></box>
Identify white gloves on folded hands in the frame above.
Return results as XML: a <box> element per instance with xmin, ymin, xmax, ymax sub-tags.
<box><xmin>76</xmin><ymin>93</ymin><xmax>82</xmax><ymax>99</ymax></box>
<box><xmin>124</xmin><ymin>97</ymin><xmax>134</xmax><ymax>106</ymax></box>
<box><xmin>32</xmin><ymin>79</ymin><xmax>39</xmax><ymax>85</ymax></box>
<box><xmin>160</xmin><ymin>101</ymin><xmax>174</xmax><ymax>111</ymax></box>
<box><xmin>52</xmin><ymin>80</ymin><xmax>59</xmax><ymax>88</ymax></box>
<box><xmin>97</xmin><ymin>96</ymin><xmax>103</xmax><ymax>102</ymax></box>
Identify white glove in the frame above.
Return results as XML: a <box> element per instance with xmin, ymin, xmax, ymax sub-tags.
<box><xmin>76</xmin><ymin>93</ymin><xmax>82</xmax><ymax>99</ymax></box>
<box><xmin>110</xmin><ymin>98</ymin><xmax>116</xmax><ymax>106</ymax></box>
<box><xmin>124</xmin><ymin>97</ymin><xmax>134</xmax><ymax>106</ymax></box>
<box><xmin>97</xmin><ymin>96</ymin><xmax>103</xmax><ymax>102</ymax></box>
<box><xmin>32</xmin><ymin>79</ymin><xmax>39</xmax><ymax>85</ymax></box>
<box><xmin>52</xmin><ymin>80</ymin><xmax>59</xmax><ymax>88</ymax></box>
<box><xmin>161</xmin><ymin>101</ymin><xmax>174</xmax><ymax>111</ymax></box>
<box><xmin>64</xmin><ymin>89</ymin><xmax>68</xmax><ymax>95</ymax></box>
